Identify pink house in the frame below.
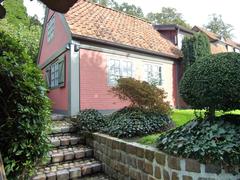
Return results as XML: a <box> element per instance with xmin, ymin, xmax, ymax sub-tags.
<box><xmin>38</xmin><ymin>0</ymin><xmax>182</xmax><ymax>116</ymax></box>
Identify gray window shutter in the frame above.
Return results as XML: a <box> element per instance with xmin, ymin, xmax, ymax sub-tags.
<box><xmin>45</xmin><ymin>66</ymin><xmax>51</xmax><ymax>88</ymax></box>
<box><xmin>58</xmin><ymin>56</ymin><xmax>65</xmax><ymax>87</ymax></box>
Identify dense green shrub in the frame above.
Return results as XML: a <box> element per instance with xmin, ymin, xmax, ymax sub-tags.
<box><xmin>75</xmin><ymin>109</ymin><xmax>107</xmax><ymax>132</ymax></box>
<box><xmin>180</xmin><ymin>52</ymin><xmax>240</xmax><ymax>115</ymax></box>
<box><xmin>111</xmin><ymin>78</ymin><xmax>171</xmax><ymax>115</ymax></box>
<box><xmin>182</xmin><ymin>32</ymin><xmax>211</xmax><ymax>70</ymax></box>
<box><xmin>103</xmin><ymin>107</ymin><xmax>174</xmax><ymax>138</ymax></box>
<box><xmin>157</xmin><ymin>115</ymin><xmax>240</xmax><ymax>166</ymax></box>
<box><xmin>0</xmin><ymin>31</ymin><xmax>51</xmax><ymax>179</ymax></box>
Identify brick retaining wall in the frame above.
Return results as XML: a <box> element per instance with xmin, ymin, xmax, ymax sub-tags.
<box><xmin>86</xmin><ymin>133</ymin><xmax>240</xmax><ymax>180</ymax></box>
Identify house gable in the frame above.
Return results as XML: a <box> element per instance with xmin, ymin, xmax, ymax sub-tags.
<box><xmin>38</xmin><ymin>9</ymin><xmax>72</xmax><ymax>67</ymax></box>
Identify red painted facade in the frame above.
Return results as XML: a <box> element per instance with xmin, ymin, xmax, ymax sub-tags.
<box><xmin>47</xmin><ymin>52</ymin><xmax>69</xmax><ymax>112</ymax></box>
<box><xmin>79</xmin><ymin>49</ymin><xmax>130</xmax><ymax>110</ymax></box>
<box><xmin>159</xmin><ymin>30</ymin><xmax>177</xmax><ymax>45</ymax></box>
<box><xmin>38</xmin><ymin>10</ymin><xmax>70</xmax><ymax>66</ymax></box>
<box><xmin>39</xmin><ymin>10</ymin><xmax>71</xmax><ymax>113</ymax></box>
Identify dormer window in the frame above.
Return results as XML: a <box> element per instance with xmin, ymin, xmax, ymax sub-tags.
<box><xmin>47</xmin><ymin>15</ymin><xmax>55</xmax><ymax>42</ymax></box>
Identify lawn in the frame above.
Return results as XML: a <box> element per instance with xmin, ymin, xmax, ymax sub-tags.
<box><xmin>138</xmin><ymin>109</ymin><xmax>240</xmax><ymax>145</ymax></box>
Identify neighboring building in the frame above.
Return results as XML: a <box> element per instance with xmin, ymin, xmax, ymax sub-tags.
<box><xmin>154</xmin><ymin>24</ymin><xmax>240</xmax><ymax>54</ymax></box>
<box><xmin>154</xmin><ymin>24</ymin><xmax>194</xmax><ymax>49</ymax></box>
<box><xmin>38</xmin><ymin>0</ymin><xmax>182</xmax><ymax>116</ymax></box>
<box><xmin>192</xmin><ymin>26</ymin><xmax>240</xmax><ymax>54</ymax></box>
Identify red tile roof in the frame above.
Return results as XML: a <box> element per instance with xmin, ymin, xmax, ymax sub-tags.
<box><xmin>64</xmin><ymin>0</ymin><xmax>181</xmax><ymax>59</ymax></box>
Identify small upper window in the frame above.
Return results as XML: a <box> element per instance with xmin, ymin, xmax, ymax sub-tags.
<box><xmin>47</xmin><ymin>15</ymin><xmax>55</xmax><ymax>42</ymax></box>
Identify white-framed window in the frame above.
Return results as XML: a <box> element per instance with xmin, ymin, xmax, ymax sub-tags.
<box><xmin>107</xmin><ymin>59</ymin><xmax>133</xmax><ymax>85</ymax></box>
<box><xmin>47</xmin><ymin>15</ymin><xmax>55</xmax><ymax>42</ymax></box>
<box><xmin>143</xmin><ymin>63</ymin><xmax>162</xmax><ymax>86</ymax></box>
<box><xmin>45</xmin><ymin>56</ymin><xmax>65</xmax><ymax>88</ymax></box>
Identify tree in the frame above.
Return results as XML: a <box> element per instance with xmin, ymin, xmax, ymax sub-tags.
<box><xmin>0</xmin><ymin>0</ymin><xmax>42</xmax><ymax>61</ymax></box>
<box><xmin>180</xmin><ymin>52</ymin><xmax>240</xmax><ymax>117</ymax></box>
<box><xmin>146</xmin><ymin>7</ymin><xmax>190</xmax><ymax>28</ymax></box>
<box><xmin>204</xmin><ymin>14</ymin><xmax>234</xmax><ymax>39</ymax></box>
<box><xmin>114</xmin><ymin>2</ymin><xmax>144</xmax><ymax>19</ymax></box>
<box><xmin>89</xmin><ymin>0</ymin><xmax>115</xmax><ymax>7</ymax></box>
<box><xmin>181</xmin><ymin>32</ymin><xmax>211</xmax><ymax>69</ymax></box>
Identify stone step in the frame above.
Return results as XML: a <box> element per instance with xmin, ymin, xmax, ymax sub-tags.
<box><xmin>80</xmin><ymin>173</ymin><xmax>110</xmax><ymax>180</ymax></box>
<box><xmin>32</xmin><ymin>159</ymin><xmax>102</xmax><ymax>180</ymax></box>
<box><xmin>51</xmin><ymin>114</ymin><xmax>66</xmax><ymax>121</ymax></box>
<box><xmin>50</xmin><ymin>134</ymin><xmax>85</xmax><ymax>147</ymax></box>
<box><xmin>48</xmin><ymin>146</ymin><xmax>93</xmax><ymax>164</ymax></box>
<box><xmin>51</xmin><ymin>120</ymin><xmax>76</xmax><ymax>135</ymax></box>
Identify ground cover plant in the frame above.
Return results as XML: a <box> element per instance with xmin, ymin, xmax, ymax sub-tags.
<box><xmin>74</xmin><ymin>109</ymin><xmax>107</xmax><ymax>132</ymax></box>
<box><xmin>0</xmin><ymin>31</ymin><xmax>51</xmax><ymax>179</ymax></box>
<box><xmin>103</xmin><ymin>107</ymin><xmax>173</xmax><ymax>138</ymax></box>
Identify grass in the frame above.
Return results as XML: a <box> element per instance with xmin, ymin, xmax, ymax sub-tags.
<box><xmin>137</xmin><ymin>109</ymin><xmax>240</xmax><ymax>145</ymax></box>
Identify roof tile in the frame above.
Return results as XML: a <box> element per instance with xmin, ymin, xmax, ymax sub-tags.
<box><xmin>65</xmin><ymin>0</ymin><xmax>181</xmax><ymax>58</ymax></box>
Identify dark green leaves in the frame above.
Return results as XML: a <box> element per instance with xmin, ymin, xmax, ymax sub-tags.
<box><xmin>157</xmin><ymin>115</ymin><xmax>240</xmax><ymax>166</ymax></box>
<box><xmin>180</xmin><ymin>52</ymin><xmax>240</xmax><ymax>113</ymax></box>
<box><xmin>103</xmin><ymin>107</ymin><xmax>174</xmax><ymax>138</ymax></box>
<box><xmin>0</xmin><ymin>31</ymin><xmax>51</xmax><ymax>179</ymax></box>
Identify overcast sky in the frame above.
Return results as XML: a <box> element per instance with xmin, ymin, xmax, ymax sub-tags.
<box><xmin>24</xmin><ymin>0</ymin><xmax>240</xmax><ymax>42</ymax></box>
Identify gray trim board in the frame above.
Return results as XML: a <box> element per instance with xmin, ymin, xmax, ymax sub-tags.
<box><xmin>72</xmin><ymin>34</ymin><xmax>180</xmax><ymax>60</ymax></box>
<box><xmin>38</xmin><ymin>44</ymin><xmax>69</xmax><ymax>69</ymax></box>
<box><xmin>78</xmin><ymin>40</ymin><xmax>176</xmax><ymax>65</ymax></box>
<box><xmin>37</xmin><ymin>8</ymin><xmax>49</xmax><ymax>65</ymax></box>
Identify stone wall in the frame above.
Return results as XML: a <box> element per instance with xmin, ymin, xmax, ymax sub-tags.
<box><xmin>0</xmin><ymin>152</ymin><xmax>6</xmax><ymax>180</ymax></box>
<box><xmin>86</xmin><ymin>133</ymin><xmax>240</xmax><ymax>180</ymax></box>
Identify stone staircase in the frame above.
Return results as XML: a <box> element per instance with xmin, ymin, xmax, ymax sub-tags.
<box><xmin>32</xmin><ymin>117</ymin><xmax>109</xmax><ymax>180</ymax></box>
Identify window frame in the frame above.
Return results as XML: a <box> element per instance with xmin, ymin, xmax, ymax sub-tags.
<box><xmin>47</xmin><ymin>14</ymin><xmax>55</xmax><ymax>43</ymax></box>
<box><xmin>143</xmin><ymin>63</ymin><xmax>163</xmax><ymax>86</ymax></box>
<box><xmin>107</xmin><ymin>58</ymin><xmax>133</xmax><ymax>86</ymax></box>
<box><xmin>45</xmin><ymin>55</ymin><xmax>65</xmax><ymax>89</ymax></box>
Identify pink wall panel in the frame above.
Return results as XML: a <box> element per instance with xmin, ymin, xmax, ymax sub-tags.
<box><xmin>44</xmin><ymin>51</ymin><xmax>69</xmax><ymax>111</ymax></box>
<box><xmin>80</xmin><ymin>49</ymin><xmax>130</xmax><ymax>110</ymax></box>
<box><xmin>38</xmin><ymin>10</ymin><xmax>70</xmax><ymax>66</ymax></box>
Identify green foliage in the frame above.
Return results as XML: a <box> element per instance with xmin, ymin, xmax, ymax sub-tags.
<box><xmin>180</xmin><ymin>52</ymin><xmax>240</xmax><ymax>113</ymax></box>
<box><xmin>4</xmin><ymin>0</ymin><xmax>29</xmax><ymax>26</ymax></box>
<box><xmin>74</xmin><ymin>109</ymin><xmax>106</xmax><ymax>132</ymax></box>
<box><xmin>114</xmin><ymin>2</ymin><xmax>144</xmax><ymax>18</ymax></box>
<box><xmin>205</xmin><ymin>14</ymin><xmax>233</xmax><ymax>39</ymax></box>
<box><xmin>104</xmin><ymin>107</ymin><xmax>174</xmax><ymax>138</ymax></box>
<box><xmin>0</xmin><ymin>31</ymin><xmax>51</xmax><ymax>179</ymax></box>
<box><xmin>157</xmin><ymin>115</ymin><xmax>240</xmax><ymax>166</ymax></box>
<box><xmin>111</xmin><ymin>78</ymin><xmax>171</xmax><ymax>115</ymax></box>
<box><xmin>146</xmin><ymin>7</ymin><xmax>190</xmax><ymax>28</ymax></box>
<box><xmin>181</xmin><ymin>32</ymin><xmax>211</xmax><ymax>69</ymax></box>
<box><xmin>0</xmin><ymin>0</ymin><xmax>42</xmax><ymax>61</ymax></box>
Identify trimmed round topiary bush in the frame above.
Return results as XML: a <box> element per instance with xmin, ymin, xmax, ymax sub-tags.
<box><xmin>180</xmin><ymin>52</ymin><xmax>240</xmax><ymax>114</ymax></box>
<box><xmin>157</xmin><ymin>115</ymin><xmax>240</xmax><ymax>166</ymax></box>
<box><xmin>75</xmin><ymin>109</ymin><xmax>107</xmax><ymax>132</ymax></box>
<box><xmin>0</xmin><ymin>31</ymin><xmax>51</xmax><ymax>179</ymax></box>
<box><xmin>104</xmin><ymin>107</ymin><xmax>174</xmax><ymax>138</ymax></box>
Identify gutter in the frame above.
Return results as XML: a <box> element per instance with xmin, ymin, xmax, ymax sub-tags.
<box><xmin>72</xmin><ymin>34</ymin><xmax>180</xmax><ymax>60</ymax></box>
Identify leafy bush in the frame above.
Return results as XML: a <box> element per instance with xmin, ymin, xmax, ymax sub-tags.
<box><xmin>103</xmin><ymin>107</ymin><xmax>174</xmax><ymax>138</ymax></box>
<box><xmin>182</xmin><ymin>32</ymin><xmax>210</xmax><ymax>70</ymax></box>
<box><xmin>111</xmin><ymin>77</ymin><xmax>171</xmax><ymax>115</ymax></box>
<box><xmin>180</xmin><ymin>52</ymin><xmax>240</xmax><ymax>115</ymax></box>
<box><xmin>0</xmin><ymin>31</ymin><xmax>51</xmax><ymax>179</ymax></box>
<box><xmin>75</xmin><ymin>109</ymin><xmax>106</xmax><ymax>132</ymax></box>
<box><xmin>157</xmin><ymin>115</ymin><xmax>240</xmax><ymax>166</ymax></box>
